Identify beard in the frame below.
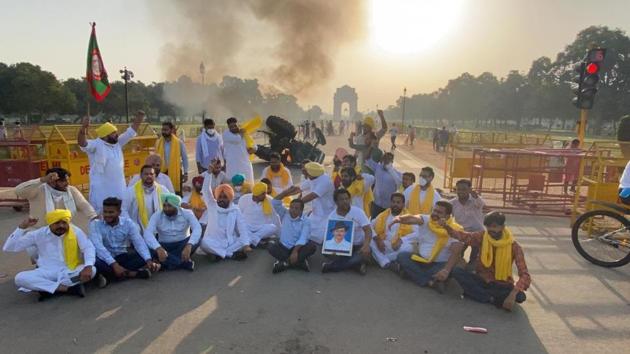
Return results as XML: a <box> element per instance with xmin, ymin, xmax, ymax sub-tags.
<box><xmin>51</xmin><ymin>227</ymin><xmax>67</xmax><ymax>236</ymax></box>
<box><xmin>161</xmin><ymin>133</ymin><xmax>170</xmax><ymax>138</ymax></box>
<box><xmin>105</xmin><ymin>136</ymin><xmax>118</xmax><ymax>144</ymax></box>
<box><xmin>217</xmin><ymin>200</ymin><xmax>230</xmax><ymax>208</ymax></box>
<box><xmin>489</xmin><ymin>231</ymin><xmax>503</xmax><ymax>239</ymax></box>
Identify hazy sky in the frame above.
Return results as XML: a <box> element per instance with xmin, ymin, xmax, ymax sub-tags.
<box><xmin>1</xmin><ymin>0</ymin><xmax>629</xmax><ymax>113</ymax></box>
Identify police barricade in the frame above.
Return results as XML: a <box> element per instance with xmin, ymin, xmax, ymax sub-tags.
<box><xmin>0</xmin><ymin>126</ymin><xmax>49</xmax><ymax>187</ymax></box>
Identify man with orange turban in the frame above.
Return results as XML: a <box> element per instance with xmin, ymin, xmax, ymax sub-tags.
<box><xmin>199</xmin><ymin>176</ymin><xmax>252</xmax><ymax>261</ymax></box>
<box><xmin>78</xmin><ymin>111</ymin><xmax>145</xmax><ymax>213</ymax></box>
<box><xmin>3</xmin><ymin>210</ymin><xmax>96</xmax><ymax>301</ymax></box>
<box><xmin>238</xmin><ymin>181</ymin><xmax>280</xmax><ymax>247</ymax></box>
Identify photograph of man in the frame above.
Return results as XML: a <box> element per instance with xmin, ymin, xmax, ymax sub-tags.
<box><xmin>323</xmin><ymin>220</ymin><xmax>353</xmax><ymax>255</ymax></box>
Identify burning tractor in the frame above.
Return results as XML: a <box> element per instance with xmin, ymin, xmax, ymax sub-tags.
<box><xmin>255</xmin><ymin>115</ymin><xmax>326</xmax><ymax>165</ymax></box>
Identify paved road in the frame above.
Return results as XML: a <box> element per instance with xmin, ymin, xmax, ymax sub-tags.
<box><xmin>0</xmin><ymin>135</ymin><xmax>628</xmax><ymax>353</ymax></box>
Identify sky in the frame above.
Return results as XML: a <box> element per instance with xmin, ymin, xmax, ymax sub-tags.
<box><xmin>1</xmin><ymin>0</ymin><xmax>629</xmax><ymax>114</ymax></box>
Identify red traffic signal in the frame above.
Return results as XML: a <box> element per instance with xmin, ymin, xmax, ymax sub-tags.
<box><xmin>585</xmin><ymin>62</ymin><xmax>599</xmax><ymax>74</ymax></box>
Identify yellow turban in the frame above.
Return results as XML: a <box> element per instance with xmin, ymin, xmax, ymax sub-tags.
<box><xmin>305</xmin><ymin>162</ymin><xmax>325</xmax><ymax>178</ymax></box>
<box><xmin>252</xmin><ymin>182</ymin><xmax>267</xmax><ymax>196</ymax></box>
<box><xmin>95</xmin><ymin>122</ymin><xmax>118</xmax><ymax>138</ymax></box>
<box><xmin>45</xmin><ymin>209</ymin><xmax>72</xmax><ymax>225</ymax></box>
<box><xmin>363</xmin><ymin>116</ymin><xmax>375</xmax><ymax>129</ymax></box>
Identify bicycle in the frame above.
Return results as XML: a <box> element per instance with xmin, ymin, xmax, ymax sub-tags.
<box><xmin>571</xmin><ymin>201</ymin><xmax>630</xmax><ymax>267</ymax></box>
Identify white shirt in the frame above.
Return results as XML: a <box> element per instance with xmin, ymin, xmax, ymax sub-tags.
<box><xmin>222</xmin><ymin>130</ymin><xmax>254</xmax><ymax>184</ymax></box>
<box><xmin>328</xmin><ymin>206</ymin><xmax>371</xmax><ymax>246</ymax></box>
<box><xmin>237</xmin><ymin>193</ymin><xmax>280</xmax><ymax>229</ymax></box>
<box><xmin>416</xmin><ymin>215</ymin><xmax>456</xmax><ymax>263</ymax></box>
<box><xmin>80</xmin><ymin>127</ymin><xmax>136</xmax><ymax>212</ymax></box>
<box><xmin>307</xmin><ymin>174</ymin><xmax>335</xmax><ymax>243</ymax></box>
<box><xmin>122</xmin><ymin>182</ymin><xmax>167</xmax><ymax>230</ymax></box>
<box><xmin>403</xmin><ymin>184</ymin><xmax>442</xmax><ymax>211</ymax></box>
<box><xmin>128</xmin><ymin>173</ymin><xmax>175</xmax><ymax>193</ymax></box>
<box><xmin>261</xmin><ymin>166</ymin><xmax>294</xmax><ymax>195</ymax></box>
<box><xmin>346</xmin><ymin>174</ymin><xmax>375</xmax><ymax>210</ymax></box>
<box><xmin>620</xmin><ymin>160</ymin><xmax>630</xmax><ymax>188</ymax></box>
<box><xmin>3</xmin><ymin>225</ymin><xmax>95</xmax><ymax>270</ymax></box>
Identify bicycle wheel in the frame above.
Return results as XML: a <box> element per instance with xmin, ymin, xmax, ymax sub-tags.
<box><xmin>572</xmin><ymin>210</ymin><xmax>630</xmax><ymax>267</ymax></box>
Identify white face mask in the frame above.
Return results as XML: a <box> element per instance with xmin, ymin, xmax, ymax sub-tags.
<box><xmin>234</xmin><ymin>186</ymin><xmax>242</xmax><ymax>192</ymax></box>
<box><xmin>206</xmin><ymin>129</ymin><xmax>216</xmax><ymax>136</ymax></box>
<box><xmin>419</xmin><ymin>177</ymin><xmax>429</xmax><ymax>187</ymax></box>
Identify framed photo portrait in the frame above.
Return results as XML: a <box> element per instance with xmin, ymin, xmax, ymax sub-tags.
<box><xmin>322</xmin><ymin>219</ymin><xmax>354</xmax><ymax>256</ymax></box>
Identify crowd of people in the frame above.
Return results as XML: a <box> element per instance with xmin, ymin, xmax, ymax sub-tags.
<box><xmin>3</xmin><ymin>109</ymin><xmax>534</xmax><ymax>312</ymax></box>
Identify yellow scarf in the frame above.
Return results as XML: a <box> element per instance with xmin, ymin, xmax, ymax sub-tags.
<box><xmin>412</xmin><ymin>216</ymin><xmax>463</xmax><ymax>264</ymax></box>
<box><xmin>241</xmin><ymin>116</ymin><xmax>262</xmax><ymax>161</ymax></box>
<box><xmin>265</xmin><ymin>165</ymin><xmax>290</xmax><ymax>187</ymax></box>
<box><xmin>374</xmin><ymin>208</ymin><xmax>413</xmax><ymax>245</ymax></box>
<box><xmin>252</xmin><ymin>182</ymin><xmax>273</xmax><ymax>215</ymax></box>
<box><xmin>346</xmin><ymin>178</ymin><xmax>374</xmax><ymax>215</ymax></box>
<box><xmin>481</xmin><ymin>227</ymin><xmax>514</xmax><ymax>281</ymax></box>
<box><xmin>156</xmin><ymin>135</ymin><xmax>182</xmax><ymax>193</ymax></box>
<box><xmin>134</xmin><ymin>181</ymin><xmax>163</xmax><ymax>228</ymax></box>
<box><xmin>408</xmin><ymin>184</ymin><xmax>435</xmax><ymax>215</ymax></box>
<box><xmin>46</xmin><ymin>210</ymin><xmax>82</xmax><ymax>270</ymax></box>
<box><xmin>190</xmin><ymin>189</ymin><xmax>206</xmax><ymax>210</ymax></box>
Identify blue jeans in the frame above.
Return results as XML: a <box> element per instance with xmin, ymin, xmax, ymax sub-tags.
<box><xmin>397</xmin><ymin>252</ymin><xmax>445</xmax><ymax>287</ymax></box>
<box><xmin>451</xmin><ymin>267</ymin><xmax>526</xmax><ymax>306</ymax></box>
<box><xmin>152</xmin><ymin>237</ymin><xmax>199</xmax><ymax>270</ymax></box>
<box><xmin>325</xmin><ymin>245</ymin><xmax>365</xmax><ymax>272</ymax></box>
<box><xmin>95</xmin><ymin>252</ymin><xmax>147</xmax><ymax>281</ymax></box>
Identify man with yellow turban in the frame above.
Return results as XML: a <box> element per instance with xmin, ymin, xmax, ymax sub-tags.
<box><xmin>238</xmin><ymin>182</ymin><xmax>280</xmax><ymax>247</ymax></box>
<box><xmin>199</xmin><ymin>177</ymin><xmax>252</xmax><ymax>261</ymax></box>
<box><xmin>223</xmin><ymin>117</ymin><xmax>255</xmax><ymax>185</ymax></box>
<box><xmin>388</xmin><ymin>201</ymin><xmax>464</xmax><ymax>293</ymax></box>
<box><xmin>3</xmin><ymin>210</ymin><xmax>96</xmax><ymax>301</ymax></box>
<box><xmin>438</xmin><ymin>211</ymin><xmax>531</xmax><ymax>311</ymax></box>
<box><xmin>347</xmin><ymin>109</ymin><xmax>388</xmax><ymax>171</ymax></box>
<box><xmin>78</xmin><ymin>111</ymin><xmax>145</xmax><ymax>213</ymax></box>
<box><xmin>155</xmin><ymin>121</ymin><xmax>189</xmax><ymax>194</ymax></box>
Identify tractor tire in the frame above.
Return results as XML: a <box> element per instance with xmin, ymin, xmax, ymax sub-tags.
<box><xmin>266</xmin><ymin>116</ymin><xmax>297</xmax><ymax>140</ymax></box>
<box><xmin>255</xmin><ymin>145</ymin><xmax>275</xmax><ymax>161</ymax></box>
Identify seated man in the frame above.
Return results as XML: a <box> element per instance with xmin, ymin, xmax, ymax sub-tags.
<box><xmin>90</xmin><ymin>198</ymin><xmax>160</xmax><ymax>287</ymax></box>
<box><xmin>200</xmin><ymin>179</ymin><xmax>251</xmax><ymax>261</ymax></box>
<box><xmin>391</xmin><ymin>201</ymin><xmax>464</xmax><ymax>292</ymax></box>
<box><xmin>201</xmin><ymin>158</ymin><xmax>228</xmax><ymax>192</ymax></box>
<box><xmin>238</xmin><ymin>182</ymin><xmax>280</xmax><ymax>247</ymax></box>
<box><xmin>268</xmin><ymin>188</ymin><xmax>317</xmax><ymax>273</ymax></box>
<box><xmin>261</xmin><ymin>152</ymin><xmax>293</xmax><ymax>196</ymax></box>
<box><xmin>321</xmin><ymin>189</ymin><xmax>372</xmax><ymax>275</ymax></box>
<box><xmin>404</xmin><ymin>167</ymin><xmax>441</xmax><ymax>215</ymax></box>
<box><xmin>371</xmin><ymin>193</ymin><xmax>418</xmax><ymax>269</ymax></box>
<box><xmin>128</xmin><ymin>154</ymin><xmax>175</xmax><ymax>193</ymax></box>
<box><xmin>182</xmin><ymin>176</ymin><xmax>208</xmax><ymax>230</ymax></box>
<box><xmin>231</xmin><ymin>173</ymin><xmax>251</xmax><ymax>204</ymax></box>
<box><xmin>123</xmin><ymin>164</ymin><xmax>167</xmax><ymax>232</ymax></box>
<box><xmin>440</xmin><ymin>211</ymin><xmax>531</xmax><ymax>311</ymax></box>
<box><xmin>339</xmin><ymin>167</ymin><xmax>375</xmax><ymax>217</ymax></box>
<box><xmin>3</xmin><ymin>210</ymin><xmax>96</xmax><ymax>301</ymax></box>
<box><xmin>398</xmin><ymin>172</ymin><xmax>415</xmax><ymax>193</ymax></box>
<box><xmin>143</xmin><ymin>193</ymin><xmax>202</xmax><ymax>271</ymax></box>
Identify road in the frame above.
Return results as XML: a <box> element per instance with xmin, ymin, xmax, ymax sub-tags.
<box><xmin>0</xmin><ymin>135</ymin><xmax>628</xmax><ymax>353</ymax></box>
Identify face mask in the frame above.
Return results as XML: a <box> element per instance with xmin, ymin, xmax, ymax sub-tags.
<box><xmin>234</xmin><ymin>186</ymin><xmax>242</xmax><ymax>192</ymax></box>
<box><xmin>419</xmin><ymin>177</ymin><xmax>428</xmax><ymax>186</ymax></box>
<box><xmin>489</xmin><ymin>230</ymin><xmax>503</xmax><ymax>239</ymax></box>
<box><xmin>206</xmin><ymin>129</ymin><xmax>216</xmax><ymax>136</ymax></box>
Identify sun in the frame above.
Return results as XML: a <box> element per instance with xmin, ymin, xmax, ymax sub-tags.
<box><xmin>370</xmin><ymin>0</ymin><xmax>464</xmax><ymax>54</ymax></box>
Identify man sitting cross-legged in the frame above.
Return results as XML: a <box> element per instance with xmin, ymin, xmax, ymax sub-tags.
<box><xmin>370</xmin><ymin>193</ymin><xmax>419</xmax><ymax>269</ymax></box>
<box><xmin>143</xmin><ymin>193</ymin><xmax>202</xmax><ymax>271</ymax></box>
<box><xmin>238</xmin><ymin>182</ymin><xmax>280</xmax><ymax>247</ymax></box>
<box><xmin>199</xmin><ymin>177</ymin><xmax>252</xmax><ymax>261</ymax></box>
<box><xmin>267</xmin><ymin>188</ymin><xmax>317</xmax><ymax>274</ymax></box>
<box><xmin>3</xmin><ymin>210</ymin><xmax>96</xmax><ymax>301</ymax></box>
<box><xmin>389</xmin><ymin>201</ymin><xmax>464</xmax><ymax>293</ymax></box>
<box><xmin>439</xmin><ymin>211</ymin><xmax>531</xmax><ymax>311</ymax></box>
<box><xmin>90</xmin><ymin>197</ymin><xmax>161</xmax><ymax>287</ymax></box>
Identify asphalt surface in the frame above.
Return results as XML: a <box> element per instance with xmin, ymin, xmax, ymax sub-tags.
<box><xmin>0</xmin><ymin>135</ymin><xmax>628</xmax><ymax>354</ymax></box>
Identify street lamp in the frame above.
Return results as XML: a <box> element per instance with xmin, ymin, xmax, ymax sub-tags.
<box><xmin>401</xmin><ymin>87</ymin><xmax>407</xmax><ymax>126</ymax></box>
<box><xmin>119</xmin><ymin>67</ymin><xmax>134</xmax><ymax>123</ymax></box>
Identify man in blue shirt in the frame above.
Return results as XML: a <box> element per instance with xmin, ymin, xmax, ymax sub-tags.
<box><xmin>365</xmin><ymin>152</ymin><xmax>402</xmax><ymax>219</ymax></box>
<box><xmin>144</xmin><ymin>193</ymin><xmax>202</xmax><ymax>271</ymax></box>
<box><xmin>267</xmin><ymin>189</ymin><xmax>316</xmax><ymax>274</ymax></box>
<box><xmin>195</xmin><ymin>118</ymin><xmax>223</xmax><ymax>174</ymax></box>
<box><xmin>90</xmin><ymin>197</ymin><xmax>160</xmax><ymax>287</ymax></box>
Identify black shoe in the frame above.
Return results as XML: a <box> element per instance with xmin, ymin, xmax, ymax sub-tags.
<box><xmin>321</xmin><ymin>262</ymin><xmax>331</xmax><ymax>273</ymax></box>
<box><xmin>136</xmin><ymin>269</ymin><xmax>152</xmax><ymax>279</ymax></box>
<box><xmin>232</xmin><ymin>251</ymin><xmax>248</xmax><ymax>261</ymax></box>
<box><xmin>356</xmin><ymin>263</ymin><xmax>367</xmax><ymax>276</ymax></box>
<box><xmin>272</xmin><ymin>261</ymin><xmax>288</xmax><ymax>274</ymax></box>
<box><xmin>38</xmin><ymin>291</ymin><xmax>54</xmax><ymax>302</ymax></box>
<box><xmin>207</xmin><ymin>254</ymin><xmax>222</xmax><ymax>263</ymax></box>
<box><xmin>181</xmin><ymin>261</ymin><xmax>195</xmax><ymax>272</ymax></box>
<box><xmin>67</xmin><ymin>283</ymin><xmax>86</xmax><ymax>298</ymax></box>
<box><xmin>96</xmin><ymin>274</ymin><xmax>108</xmax><ymax>288</ymax></box>
<box><xmin>298</xmin><ymin>259</ymin><xmax>311</xmax><ymax>272</ymax></box>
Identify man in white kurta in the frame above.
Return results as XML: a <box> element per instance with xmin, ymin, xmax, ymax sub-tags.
<box><xmin>78</xmin><ymin>111</ymin><xmax>145</xmax><ymax>213</ymax></box>
<box><xmin>299</xmin><ymin>162</ymin><xmax>335</xmax><ymax>244</ymax></box>
<box><xmin>238</xmin><ymin>182</ymin><xmax>280</xmax><ymax>247</ymax></box>
<box><xmin>123</xmin><ymin>165</ymin><xmax>166</xmax><ymax>231</ymax></box>
<box><xmin>127</xmin><ymin>154</ymin><xmax>175</xmax><ymax>193</ymax></box>
<box><xmin>222</xmin><ymin>117</ymin><xmax>255</xmax><ymax>184</ymax></box>
<box><xmin>370</xmin><ymin>193</ymin><xmax>419</xmax><ymax>268</ymax></box>
<box><xmin>200</xmin><ymin>177</ymin><xmax>251</xmax><ymax>260</ymax></box>
<box><xmin>260</xmin><ymin>152</ymin><xmax>293</xmax><ymax>196</ymax></box>
<box><xmin>3</xmin><ymin>210</ymin><xmax>96</xmax><ymax>300</ymax></box>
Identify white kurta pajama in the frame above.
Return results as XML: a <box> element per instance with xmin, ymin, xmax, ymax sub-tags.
<box><xmin>122</xmin><ymin>182</ymin><xmax>166</xmax><ymax>231</ymax></box>
<box><xmin>199</xmin><ymin>176</ymin><xmax>250</xmax><ymax>258</ymax></box>
<box><xmin>260</xmin><ymin>166</ymin><xmax>294</xmax><ymax>195</ymax></box>
<box><xmin>238</xmin><ymin>194</ymin><xmax>280</xmax><ymax>246</ymax></box>
<box><xmin>81</xmin><ymin>127</ymin><xmax>137</xmax><ymax>213</ymax></box>
<box><xmin>222</xmin><ymin>130</ymin><xmax>255</xmax><ymax>184</ymax></box>
<box><xmin>370</xmin><ymin>213</ymin><xmax>420</xmax><ymax>268</ymax></box>
<box><xmin>128</xmin><ymin>173</ymin><xmax>175</xmax><ymax>193</ymax></box>
<box><xmin>3</xmin><ymin>226</ymin><xmax>96</xmax><ymax>293</ymax></box>
<box><xmin>305</xmin><ymin>174</ymin><xmax>335</xmax><ymax>244</ymax></box>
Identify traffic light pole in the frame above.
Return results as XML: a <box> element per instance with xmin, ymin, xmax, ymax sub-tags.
<box><xmin>577</xmin><ymin>108</ymin><xmax>588</xmax><ymax>146</ymax></box>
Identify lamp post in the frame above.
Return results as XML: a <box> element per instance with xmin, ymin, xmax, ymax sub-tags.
<box><xmin>119</xmin><ymin>67</ymin><xmax>134</xmax><ymax>123</ymax></box>
<box><xmin>401</xmin><ymin>87</ymin><xmax>407</xmax><ymax>127</ymax></box>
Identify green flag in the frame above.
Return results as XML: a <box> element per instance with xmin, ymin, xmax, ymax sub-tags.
<box><xmin>86</xmin><ymin>23</ymin><xmax>110</xmax><ymax>102</ymax></box>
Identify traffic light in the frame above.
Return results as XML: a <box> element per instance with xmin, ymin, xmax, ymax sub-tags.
<box><xmin>572</xmin><ymin>48</ymin><xmax>606</xmax><ymax>110</ymax></box>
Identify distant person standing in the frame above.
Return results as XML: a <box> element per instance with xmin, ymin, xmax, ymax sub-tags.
<box><xmin>156</xmin><ymin>121</ymin><xmax>189</xmax><ymax>195</ymax></box>
<box><xmin>195</xmin><ymin>118</ymin><xmax>223</xmax><ymax>174</ymax></box>
<box><xmin>389</xmin><ymin>123</ymin><xmax>399</xmax><ymax>151</ymax></box>
<box><xmin>564</xmin><ymin>139</ymin><xmax>581</xmax><ymax>194</ymax></box>
<box><xmin>408</xmin><ymin>124</ymin><xmax>416</xmax><ymax>147</ymax></box>
<box><xmin>0</xmin><ymin>119</ymin><xmax>7</xmax><ymax>140</ymax></box>
<box><xmin>78</xmin><ymin>111</ymin><xmax>145</xmax><ymax>213</ymax></box>
<box><xmin>222</xmin><ymin>117</ymin><xmax>255</xmax><ymax>185</ymax></box>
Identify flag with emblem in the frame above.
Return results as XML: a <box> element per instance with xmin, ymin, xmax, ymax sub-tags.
<box><xmin>86</xmin><ymin>23</ymin><xmax>110</xmax><ymax>102</ymax></box>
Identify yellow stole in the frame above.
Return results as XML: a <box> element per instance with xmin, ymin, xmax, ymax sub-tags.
<box><xmin>63</xmin><ymin>226</ymin><xmax>83</xmax><ymax>270</ymax></box>
<box><xmin>134</xmin><ymin>181</ymin><xmax>162</xmax><ymax>228</ymax></box>
<box><xmin>481</xmin><ymin>227</ymin><xmax>514</xmax><ymax>281</ymax></box>
<box><xmin>156</xmin><ymin>135</ymin><xmax>182</xmax><ymax>193</ymax></box>
<box><xmin>408</xmin><ymin>184</ymin><xmax>435</xmax><ymax>215</ymax></box>
<box><xmin>241</xmin><ymin>116</ymin><xmax>262</xmax><ymax>161</ymax></box>
<box><xmin>374</xmin><ymin>208</ymin><xmax>414</xmax><ymax>245</ymax></box>
<box><xmin>412</xmin><ymin>216</ymin><xmax>462</xmax><ymax>264</ymax></box>
<box><xmin>265</xmin><ymin>165</ymin><xmax>290</xmax><ymax>187</ymax></box>
<box><xmin>346</xmin><ymin>179</ymin><xmax>374</xmax><ymax>215</ymax></box>
<box><xmin>190</xmin><ymin>189</ymin><xmax>206</xmax><ymax>219</ymax></box>
<box><xmin>261</xmin><ymin>196</ymin><xmax>272</xmax><ymax>215</ymax></box>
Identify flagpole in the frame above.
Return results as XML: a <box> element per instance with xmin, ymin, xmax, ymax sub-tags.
<box><xmin>86</xmin><ymin>22</ymin><xmax>93</xmax><ymax>121</ymax></box>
